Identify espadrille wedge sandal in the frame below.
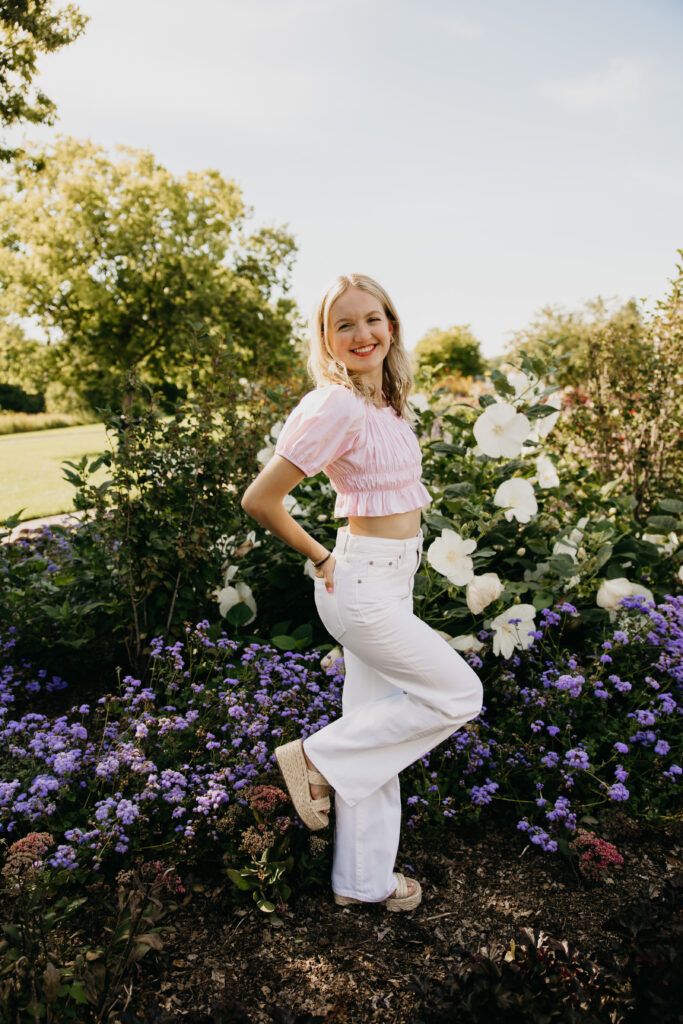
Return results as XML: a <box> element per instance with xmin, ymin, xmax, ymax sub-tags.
<box><xmin>274</xmin><ymin>739</ymin><xmax>331</xmax><ymax>830</ymax></box>
<box><xmin>334</xmin><ymin>873</ymin><xmax>422</xmax><ymax>912</ymax></box>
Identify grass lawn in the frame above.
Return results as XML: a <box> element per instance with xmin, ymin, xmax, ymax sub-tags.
<box><xmin>0</xmin><ymin>423</ymin><xmax>110</xmax><ymax>521</ymax></box>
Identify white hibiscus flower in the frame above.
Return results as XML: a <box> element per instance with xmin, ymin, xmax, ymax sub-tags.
<box><xmin>473</xmin><ymin>402</ymin><xmax>531</xmax><ymax>458</ymax></box>
<box><xmin>410</xmin><ymin>393</ymin><xmax>430</xmax><ymax>413</ymax></box>
<box><xmin>489</xmin><ymin>604</ymin><xmax>537</xmax><ymax>658</ymax></box>
<box><xmin>596</xmin><ymin>578</ymin><xmax>654</xmax><ymax>618</ymax></box>
<box><xmin>283</xmin><ymin>493</ymin><xmax>304</xmax><ymax>517</ymax></box>
<box><xmin>552</xmin><ymin>516</ymin><xmax>589</xmax><ymax>562</ymax></box>
<box><xmin>303</xmin><ymin>558</ymin><xmax>317</xmax><ymax>580</ymax></box>
<box><xmin>215</xmin><ymin>582</ymin><xmax>257</xmax><ymax>624</ymax></box>
<box><xmin>256</xmin><ymin>421</ymin><xmax>285</xmax><ymax>466</ymax></box>
<box><xmin>321</xmin><ymin>647</ymin><xmax>344</xmax><ymax>672</ymax></box>
<box><xmin>642</xmin><ymin>532</ymin><xmax>679</xmax><ymax>557</ymax></box>
<box><xmin>427</xmin><ymin>529</ymin><xmax>477</xmax><ymax>586</ymax></box>
<box><xmin>493</xmin><ymin>478</ymin><xmax>538</xmax><ymax>523</ymax></box>
<box><xmin>257</xmin><ymin>443</ymin><xmax>275</xmax><ymax>467</ymax></box>
<box><xmin>466</xmin><ymin>573</ymin><xmax>504</xmax><ymax>614</ymax></box>
<box><xmin>535</xmin><ymin>453</ymin><xmax>560</xmax><ymax>489</ymax></box>
<box><xmin>527</xmin><ymin>392</ymin><xmax>562</xmax><ymax>442</ymax></box>
<box><xmin>506</xmin><ymin>370</ymin><xmax>544</xmax><ymax>407</ymax></box>
<box><xmin>448</xmin><ymin>634</ymin><xmax>485</xmax><ymax>652</ymax></box>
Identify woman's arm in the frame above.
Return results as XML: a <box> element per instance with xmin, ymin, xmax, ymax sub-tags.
<box><xmin>241</xmin><ymin>455</ymin><xmax>336</xmax><ymax>590</ymax></box>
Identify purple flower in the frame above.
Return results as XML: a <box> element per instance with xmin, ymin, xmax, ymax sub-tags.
<box><xmin>614</xmin><ymin>742</ymin><xmax>629</xmax><ymax>754</ymax></box>
<box><xmin>116</xmin><ymin>799</ymin><xmax>139</xmax><ymax>825</ymax></box>
<box><xmin>654</xmin><ymin>740</ymin><xmax>670</xmax><ymax>756</ymax></box>
<box><xmin>470</xmin><ymin>778</ymin><xmax>499</xmax><ymax>806</ymax></box>
<box><xmin>564</xmin><ymin>748</ymin><xmax>590</xmax><ymax>770</ymax></box>
<box><xmin>614</xmin><ymin>764</ymin><xmax>628</xmax><ymax>783</ymax></box>
<box><xmin>607</xmin><ymin>783</ymin><xmax>630</xmax><ymax>801</ymax></box>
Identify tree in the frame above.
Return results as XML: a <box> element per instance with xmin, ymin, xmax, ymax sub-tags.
<box><xmin>0</xmin><ymin>137</ymin><xmax>299</xmax><ymax>410</ymax></box>
<box><xmin>0</xmin><ymin>0</ymin><xmax>88</xmax><ymax>160</ymax></box>
<box><xmin>412</xmin><ymin>324</ymin><xmax>486</xmax><ymax>384</ymax></box>
<box><xmin>496</xmin><ymin>297</ymin><xmax>646</xmax><ymax>388</ymax></box>
<box><xmin>558</xmin><ymin>259</ymin><xmax>682</xmax><ymax>515</ymax></box>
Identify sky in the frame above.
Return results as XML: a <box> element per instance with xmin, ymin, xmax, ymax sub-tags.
<box><xmin>5</xmin><ymin>0</ymin><xmax>683</xmax><ymax>356</ymax></box>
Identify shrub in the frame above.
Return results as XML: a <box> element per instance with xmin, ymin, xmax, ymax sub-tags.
<box><xmin>230</xmin><ymin>344</ymin><xmax>680</xmax><ymax>651</ymax></box>
<box><xmin>0</xmin><ymin>382</ymin><xmax>45</xmax><ymax>414</ymax></box>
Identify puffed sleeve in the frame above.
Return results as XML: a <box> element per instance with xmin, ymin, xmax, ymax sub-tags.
<box><xmin>274</xmin><ymin>386</ymin><xmax>363</xmax><ymax>477</ymax></box>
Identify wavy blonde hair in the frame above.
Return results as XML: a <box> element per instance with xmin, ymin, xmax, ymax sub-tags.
<box><xmin>308</xmin><ymin>273</ymin><xmax>415</xmax><ymax>422</ymax></box>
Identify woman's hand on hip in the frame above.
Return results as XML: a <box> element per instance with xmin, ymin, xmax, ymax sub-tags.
<box><xmin>316</xmin><ymin>555</ymin><xmax>336</xmax><ymax>593</ymax></box>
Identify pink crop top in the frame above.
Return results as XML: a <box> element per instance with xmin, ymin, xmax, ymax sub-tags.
<box><xmin>274</xmin><ymin>384</ymin><xmax>431</xmax><ymax>517</ymax></box>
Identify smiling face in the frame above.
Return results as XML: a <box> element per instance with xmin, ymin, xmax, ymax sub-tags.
<box><xmin>325</xmin><ymin>286</ymin><xmax>393</xmax><ymax>392</ymax></box>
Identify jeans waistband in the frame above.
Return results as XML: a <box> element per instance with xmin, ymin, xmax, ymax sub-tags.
<box><xmin>335</xmin><ymin>526</ymin><xmax>423</xmax><ymax>558</ymax></box>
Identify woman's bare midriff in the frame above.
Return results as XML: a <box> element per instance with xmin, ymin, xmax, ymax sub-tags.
<box><xmin>346</xmin><ymin>507</ymin><xmax>423</xmax><ymax>540</ymax></box>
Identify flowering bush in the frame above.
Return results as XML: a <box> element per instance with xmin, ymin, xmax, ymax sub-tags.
<box><xmin>223</xmin><ymin>342</ymin><xmax>679</xmax><ymax>656</ymax></box>
<box><xmin>1</xmin><ymin>594</ymin><xmax>680</xmax><ymax>890</ymax></box>
<box><xmin>0</xmin><ymin>622</ymin><xmax>342</xmax><ymax>883</ymax></box>
<box><xmin>399</xmin><ymin>594</ymin><xmax>682</xmax><ymax>855</ymax></box>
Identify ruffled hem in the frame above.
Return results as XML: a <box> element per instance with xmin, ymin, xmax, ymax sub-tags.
<box><xmin>334</xmin><ymin>482</ymin><xmax>431</xmax><ymax>518</ymax></box>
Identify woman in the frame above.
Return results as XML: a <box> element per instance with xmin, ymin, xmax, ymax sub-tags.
<box><xmin>241</xmin><ymin>273</ymin><xmax>483</xmax><ymax>911</ymax></box>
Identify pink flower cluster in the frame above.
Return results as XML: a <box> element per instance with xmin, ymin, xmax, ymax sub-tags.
<box><xmin>571</xmin><ymin>830</ymin><xmax>624</xmax><ymax>882</ymax></box>
<box><xmin>247</xmin><ymin>785</ymin><xmax>289</xmax><ymax>817</ymax></box>
<box><xmin>1</xmin><ymin>831</ymin><xmax>55</xmax><ymax>885</ymax></box>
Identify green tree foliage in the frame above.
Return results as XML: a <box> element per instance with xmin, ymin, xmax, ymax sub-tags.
<box><xmin>0</xmin><ymin>137</ymin><xmax>299</xmax><ymax>410</ymax></box>
<box><xmin>497</xmin><ymin>297</ymin><xmax>646</xmax><ymax>388</ymax></box>
<box><xmin>0</xmin><ymin>317</ymin><xmax>48</xmax><ymax>390</ymax></box>
<box><xmin>549</xmin><ymin>255</ymin><xmax>683</xmax><ymax>515</ymax></box>
<box><xmin>0</xmin><ymin>0</ymin><xmax>88</xmax><ymax>160</ymax></box>
<box><xmin>413</xmin><ymin>324</ymin><xmax>486</xmax><ymax>384</ymax></box>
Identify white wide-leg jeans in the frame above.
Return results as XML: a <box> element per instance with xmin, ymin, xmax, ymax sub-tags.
<box><xmin>303</xmin><ymin>527</ymin><xmax>484</xmax><ymax>903</ymax></box>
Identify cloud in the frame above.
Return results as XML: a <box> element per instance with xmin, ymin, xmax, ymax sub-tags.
<box><xmin>445</xmin><ymin>17</ymin><xmax>481</xmax><ymax>41</ymax></box>
<box><xmin>541</xmin><ymin>56</ymin><xmax>647</xmax><ymax>111</ymax></box>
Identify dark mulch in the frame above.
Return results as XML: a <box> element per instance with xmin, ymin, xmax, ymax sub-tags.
<box><xmin>114</xmin><ymin>808</ymin><xmax>683</xmax><ymax>1024</ymax></box>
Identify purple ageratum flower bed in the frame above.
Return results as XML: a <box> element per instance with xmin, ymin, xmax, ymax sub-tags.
<box><xmin>401</xmin><ymin>594</ymin><xmax>682</xmax><ymax>849</ymax></box>
<box><xmin>0</xmin><ymin>623</ymin><xmax>344</xmax><ymax>872</ymax></box>
<box><xmin>0</xmin><ymin>595</ymin><xmax>681</xmax><ymax>875</ymax></box>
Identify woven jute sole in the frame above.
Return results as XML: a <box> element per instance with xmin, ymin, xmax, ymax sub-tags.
<box><xmin>274</xmin><ymin>739</ymin><xmax>330</xmax><ymax>830</ymax></box>
<box><xmin>334</xmin><ymin>875</ymin><xmax>422</xmax><ymax>912</ymax></box>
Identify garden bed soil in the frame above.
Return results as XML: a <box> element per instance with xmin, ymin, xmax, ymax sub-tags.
<box><xmin>117</xmin><ymin>810</ymin><xmax>683</xmax><ymax>1024</ymax></box>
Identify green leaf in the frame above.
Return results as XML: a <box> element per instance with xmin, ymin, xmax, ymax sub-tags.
<box><xmin>69</xmin><ymin>981</ymin><xmax>89</xmax><ymax>1005</ymax></box>
<box><xmin>226</xmin><ymin>602</ymin><xmax>253</xmax><ymax>627</ymax></box>
<box><xmin>443</xmin><ymin>482</ymin><xmax>474</xmax><ymax>498</ymax></box>
<box><xmin>255</xmin><ymin>896</ymin><xmax>276</xmax><ymax>913</ymax></box>
<box><xmin>658</xmin><ymin>498</ymin><xmax>683</xmax><ymax>514</ymax></box>
<box><xmin>646</xmin><ymin>515</ymin><xmax>682</xmax><ymax>532</ymax></box>
<box><xmin>226</xmin><ymin>869</ymin><xmax>253</xmax><ymax>891</ymax></box>
<box><xmin>2</xmin><ymin>924</ymin><xmax>20</xmax><ymax>945</ymax></box>
<box><xmin>478</xmin><ymin>394</ymin><xmax>497</xmax><ymax>408</ymax></box>
<box><xmin>291</xmin><ymin>622</ymin><xmax>313</xmax><ymax>642</ymax></box>
<box><xmin>429</xmin><ymin>441</ymin><xmax>465</xmax><ymax>454</ymax></box>
<box><xmin>424</xmin><ymin>514</ymin><xmax>455</xmax><ymax>533</ymax></box>
<box><xmin>525</xmin><ymin>404</ymin><xmax>558</xmax><ymax>419</ymax></box>
<box><xmin>594</xmin><ymin>543</ymin><xmax>613</xmax><ymax>570</ymax></box>
<box><xmin>547</xmin><ymin>554</ymin><xmax>577</xmax><ymax>576</ymax></box>
<box><xmin>270</xmin><ymin>634</ymin><xmax>297</xmax><ymax>651</ymax></box>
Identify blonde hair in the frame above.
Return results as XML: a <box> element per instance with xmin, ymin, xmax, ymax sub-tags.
<box><xmin>308</xmin><ymin>273</ymin><xmax>416</xmax><ymax>422</ymax></box>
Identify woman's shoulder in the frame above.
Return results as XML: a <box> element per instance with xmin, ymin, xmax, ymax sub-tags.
<box><xmin>296</xmin><ymin>384</ymin><xmax>365</xmax><ymax>415</ymax></box>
